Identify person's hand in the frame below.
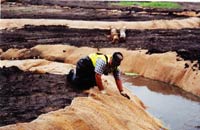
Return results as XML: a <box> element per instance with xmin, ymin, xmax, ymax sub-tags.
<box><xmin>120</xmin><ymin>91</ymin><xmax>130</xmax><ymax>99</ymax></box>
<box><xmin>100</xmin><ymin>90</ymin><xmax>107</xmax><ymax>94</ymax></box>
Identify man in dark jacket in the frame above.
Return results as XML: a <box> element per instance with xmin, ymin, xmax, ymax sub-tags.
<box><xmin>67</xmin><ymin>52</ymin><xmax>130</xmax><ymax>99</ymax></box>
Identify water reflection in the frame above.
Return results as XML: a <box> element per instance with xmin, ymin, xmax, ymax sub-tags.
<box><xmin>122</xmin><ymin>75</ymin><xmax>200</xmax><ymax>130</ymax></box>
<box><xmin>122</xmin><ymin>75</ymin><xmax>200</xmax><ymax>102</ymax></box>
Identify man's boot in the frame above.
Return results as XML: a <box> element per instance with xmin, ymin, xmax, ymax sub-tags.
<box><xmin>67</xmin><ymin>69</ymin><xmax>74</xmax><ymax>82</ymax></box>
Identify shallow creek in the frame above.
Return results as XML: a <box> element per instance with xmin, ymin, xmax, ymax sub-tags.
<box><xmin>123</xmin><ymin>75</ymin><xmax>200</xmax><ymax>130</ymax></box>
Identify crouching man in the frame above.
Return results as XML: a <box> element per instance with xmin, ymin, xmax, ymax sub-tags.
<box><xmin>67</xmin><ymin>52</ymin><xmax>130</xmax><ymax>99</ymax></box>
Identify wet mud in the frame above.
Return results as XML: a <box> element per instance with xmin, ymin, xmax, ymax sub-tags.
<box><xmin>1</xmin><ymin>25</ymin><xmax>200</xmax><ymax>64</ymax></box>
<box><xmin>1</xmin><ymin>1</ymin><xmax>200</xmax><ymax>21</ymax></box>
<box><xmin>0</xmin><ymin>66</ymin><xmax>87</xmax><ymax>126</ymax></box>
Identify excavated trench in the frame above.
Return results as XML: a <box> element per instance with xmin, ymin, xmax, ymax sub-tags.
<box><xmin>0</xmin><ymin>65</ymin><xmax>199</xmax><ymax>128</ymax></box>
<box><xmin>123</xmin><ymin>75</ymin><xmax>200</xmax><ymax>130</ymax></box>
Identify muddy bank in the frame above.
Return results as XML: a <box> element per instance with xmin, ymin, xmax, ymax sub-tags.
<box><xmin>0</xmin><ymin>60</ymin><xmax>166</xmax><ymax>130</ymax></box>
<box><xmin>0</xmin><ymin>66</ymin><xmax>86</xmax><ymax>126</ymax></box>
<box><xmin>1</xmin><ymin>25</ymin><xmax>200</xmax><ymax>64</ymax></box>
<box><xmin>1</xmin><ymin>1</ymin><xmax>200</xmax><ymax>21</ymax></box>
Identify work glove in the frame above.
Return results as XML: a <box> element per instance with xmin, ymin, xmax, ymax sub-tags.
<box><xmin>120</xmin><ymin>91</ymin><xmax>130</xmax><ymax>99</ymax></box>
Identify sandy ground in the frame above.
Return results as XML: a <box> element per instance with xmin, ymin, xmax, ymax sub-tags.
<box><xmin>1</xmin><ymin>17</ymin><xmax>200</xmax><ymax>30</ymax></box>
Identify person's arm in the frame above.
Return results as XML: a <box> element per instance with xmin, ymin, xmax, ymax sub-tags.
<box><xmin>95</xmin><ymin>73</ymin><xmax>104</xmax><ymax>91</ymax></box>
<box><xmin>114</xmin><ymin>69</ymin><xmax>130</xmax><ymax>99</ymax></box>
<box><xmin>113</xmin><ymin>69</ymin><xmax>123</xmax><ymax>92</ymax></box>
<box><xmin>114</xmin><ymin>78</ymin><xmax>130</xmax><ymax>99</ymax></box>
<box><xmin>115</xmin><ymin>78</ymin><xmax>123</xmax><ymax>92</ymax></box>
<box><xmin>94</xmin><ymin>59</ymin><xmax>107</xmax><ymax>93</ymax></box>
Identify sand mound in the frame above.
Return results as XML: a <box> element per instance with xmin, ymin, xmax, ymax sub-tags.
<box><xmin>0</xmin><ymin>88</ymin><xmax>165</xmax><ymax>130</ymax></box>
<box><xmin>0</xmin><ymin>17</ymin><xmax>200</xmax><ymax>30</ymax></box>
<box><xmin>0</xmin><ymin>59</ymin><xmax>75</xmax><ymax>74</ymax></box>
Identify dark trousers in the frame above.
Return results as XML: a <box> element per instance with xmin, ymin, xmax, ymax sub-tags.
<box><xmin>72</xmin><ymin>56</ymin><xmax>96</xmax><ymax>90</ymax></box>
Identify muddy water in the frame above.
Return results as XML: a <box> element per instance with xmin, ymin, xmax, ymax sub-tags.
<box><xmin>123</xmin><ymin>76</ymin><xmax>200</xmax><ymax>130</ymax></box>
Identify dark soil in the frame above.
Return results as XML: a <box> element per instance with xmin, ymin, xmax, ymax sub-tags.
<box><xmin>3</xmin><ymin>0</ymin><xmax>200</xmax><ymax>9</ymax></box>
<box><xmin>0</xmin><ymin>66</ymin><xmax>87</xmax><ymax>126</ymax></box>
<box><xmin>1</xmin><ymin>25</ymin><xmax>200</xmax><ymax>64</ymax></box>
<box><xmin>1</xmin><ymin>1</ymin><xmax>200</xmax><ymax>21</ymax></box>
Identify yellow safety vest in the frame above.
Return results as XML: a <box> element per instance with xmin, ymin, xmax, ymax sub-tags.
<box><xmin>88</xmin><ymin>53</ymin><xmax>111</xmax><ymax>67</ymax></box>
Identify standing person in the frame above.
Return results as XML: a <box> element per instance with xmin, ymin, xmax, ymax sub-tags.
<box><xmin>67</xmin><ymin>52</ymin><xmax>130</xmax><ymax>99</ymax></box>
